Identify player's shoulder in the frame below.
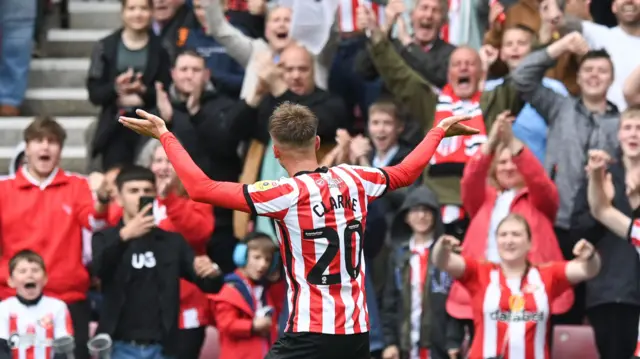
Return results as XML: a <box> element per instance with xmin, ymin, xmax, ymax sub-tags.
<box><xmin>248</xmin><ymin>177</ymin><xmax>298</xmax><ymax>192</ymax></box>
<box><xmin>334</xmin><ymin>164</ymin><xmax>386</xmax><ymax>178</ymax></box>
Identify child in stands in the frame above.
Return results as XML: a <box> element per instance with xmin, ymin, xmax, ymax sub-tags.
<box><xmin>213</xmin><ymin>232</ymin><xmax>285</xmax><ymax>359</ymax></box>
<box><xmin>0</xmin><ymin>250</ymin><xmax>73</xmax><ymax>359</ymax></box>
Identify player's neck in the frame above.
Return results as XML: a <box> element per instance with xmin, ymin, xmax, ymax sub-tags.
<box><xmin>283</xmin><ymin>157</ymin><xmax>321</xmax><ymax>177</ymax></box>
<box><xmin>500</xmin><ymin>260</ymin><xmax>528</xmax><ymax>279</ymax></box>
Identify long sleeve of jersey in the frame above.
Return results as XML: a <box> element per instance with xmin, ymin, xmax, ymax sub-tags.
<box><xmin>383</xmin><ymin>127</ymin><xmax>445</xmax><ymax>190</ymax></box>
<box><xmin>160</xmin><ymin>132</ymin><xmax>251</xmax><ymax>212</ymax></box>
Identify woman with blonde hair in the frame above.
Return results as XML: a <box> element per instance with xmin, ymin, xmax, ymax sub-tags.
<box><xmin>446</xmin><ymin>111</ymin><xmax>573</xmax><ymax>333</ymax></box>
<box><xmin>433</xmin><ymin>214</ymin><xmax>600</xmax><ymax>359</ymax></box>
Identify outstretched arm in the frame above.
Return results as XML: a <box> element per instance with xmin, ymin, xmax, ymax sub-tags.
<box><xmin>382</xmin><ymin>115</ymin><xmax>478</xmax><ymax>190</ymax></box>
<box><xmin>159</xmin><ymin>132</ymin><xmax>251</xmax><ymax>212</ymax></box>
<box><xmin>382</xmin><ymin>127</ymin><xmax>445</xmax><ymax>190</ymax></box>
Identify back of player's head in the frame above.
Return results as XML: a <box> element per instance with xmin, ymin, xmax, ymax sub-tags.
<box><xmin>115</xmin><ymin>165</ymin><xmax>156</xmax><ymax>190</ymax></box>
<box><xmin>268</xmin><ymin>102</ymin><xmax>318</xmax><ymax>149</ymax></box>
<box><xmin>9</xmin><ymin>250</ymin><xmax>45</xmax><ymax>276</ymax></box>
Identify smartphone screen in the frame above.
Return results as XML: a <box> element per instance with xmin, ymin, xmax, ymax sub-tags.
<box><xmin>139</xmin><ymin>196</ymin><xmax>155</xmax><ymax>216</ymax></box>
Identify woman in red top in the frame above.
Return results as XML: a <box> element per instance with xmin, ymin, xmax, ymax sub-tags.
<box><xmin>447</xmin><ymin>111</ymin><xmax>573</xmax><ymax>321</ymax></box>
<box><xmin>433</xmin><ymin>214</ymin><xmax>600</xmax><ymax>359</ymax></box>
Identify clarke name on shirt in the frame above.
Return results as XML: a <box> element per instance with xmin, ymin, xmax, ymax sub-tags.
<box><xmin>312</xmin><ymin>194</ymin><xmax>358</xmax><ymax>218</ymax></box>
<box><xmin>489</xmin><ymin>310</ymin><xmax>545</xmax><ymax>323</ymax></box>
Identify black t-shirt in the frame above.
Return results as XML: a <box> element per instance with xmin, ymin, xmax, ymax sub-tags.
<box><xmin>114</xmin><ymin>236</ymin><xmax>163</xmax><ymax>342</ymax></box>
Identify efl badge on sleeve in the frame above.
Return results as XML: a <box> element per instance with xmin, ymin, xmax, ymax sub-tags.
<box><xmin>254</xmin><ymin>181</ymin><xmax>279</xmax><ymax>191</ymax></box>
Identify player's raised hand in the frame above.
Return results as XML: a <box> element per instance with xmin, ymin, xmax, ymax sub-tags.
<box><xmin>572</xmin><ymin>239</ymin><xmax>595</xmax><ymax>261</ymax></box>
<box><xmin>119</xmin><ymin>109</ymin><xmax>169</xmax><ymax>139</ymax></box>
<box><xmin>437</xmin><ymin>115</ymin><xmax>480</xmax><ymax>137</ymax></box>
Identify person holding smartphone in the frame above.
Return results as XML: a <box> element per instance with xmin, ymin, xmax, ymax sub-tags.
<box><xmin>92</xmin><ymin>165</ymin><xmax>223</xmax><ymax>359</ymax></box>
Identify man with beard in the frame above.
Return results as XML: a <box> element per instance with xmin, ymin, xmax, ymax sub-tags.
<box><xmin>558</xmin><ymin>0</ymin><xmax>640</xmax><ymax>110</ymax></box>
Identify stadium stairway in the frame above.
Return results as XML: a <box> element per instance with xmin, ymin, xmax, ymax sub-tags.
<box><xmin>0</xmin><ymin>0</ymin><xmax>119</xmax><ymax>174</ymax></box>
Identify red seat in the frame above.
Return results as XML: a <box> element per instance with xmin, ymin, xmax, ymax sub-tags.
<box><xmin>552</xmin><ymin>325</ymin><xmax>599</xmax><ymax>359</ymax></box>
<box><xmin>198</xmin><ymin>327</ymin><xmax>219</xmax><ymax>359</ymax></box>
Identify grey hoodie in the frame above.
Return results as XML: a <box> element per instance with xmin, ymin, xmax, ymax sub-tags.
<box><xmin>381</xmin><ymin>186</ymin><xmax>454</xmax><ymax>359</ymax></box>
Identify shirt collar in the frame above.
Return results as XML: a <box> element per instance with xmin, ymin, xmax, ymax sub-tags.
<box><xmin>16</xmin><ymin>166</ymin><xmax>65</xmax><ymax>190</ymax></box>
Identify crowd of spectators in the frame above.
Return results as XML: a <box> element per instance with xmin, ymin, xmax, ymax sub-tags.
<box><xmin>2</xmin><ymin>0</ymin><xmax>640</xmax><ymax>358</ymax></box>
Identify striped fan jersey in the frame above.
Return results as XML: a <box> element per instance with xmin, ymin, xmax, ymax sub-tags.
<box><xmin>0</xmin><ymin>296</ymin><xmax>73</xmax><ymax>359</ymax></box>
<box><xmin>459</xmin><ymin>256</ymin><xmax>571</xmax><ymax>359</ymax></box>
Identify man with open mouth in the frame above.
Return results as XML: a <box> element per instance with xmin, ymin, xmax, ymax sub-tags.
<box><xmin>0</xmin><ymin>117</ymin><xmax>109</xmax><ymax>359</ymax></box>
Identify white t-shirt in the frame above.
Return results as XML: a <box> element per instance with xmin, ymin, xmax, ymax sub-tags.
<box><xmin>582</xmin><ymin>22</ymin><xmax>640</xmax><ymax>111</ymax></box>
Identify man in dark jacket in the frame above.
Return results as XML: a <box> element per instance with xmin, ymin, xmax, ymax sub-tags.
<box><xmin>92</xmin><ymin>166</ymin><xmax>223</xmax><ymax>359</ymax></box>
<box><xmin>156</xmin><ymin>49</ymin><xmax>263</xmax><ymax>273</ymax></box>
<box><xmin>381</xmin><ymin>186</ymin><xmax>455</xmax><ymax>359</ymax></box>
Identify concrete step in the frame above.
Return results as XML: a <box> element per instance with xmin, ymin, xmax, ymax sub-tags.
<box><xmin>69</xmin><ymin>1</ymin><xmax>121</xmax><ymax>29</ymax></box>
<box><xmin>21</xmin><ymin>88</ymin><xmax>98</xmax><ymax>116</ymax></box>
<box><xmin>0</xmin><ymin>146</ymin><xmax>87</xmax><ymax>175</ymax></box>
<box><xmin>0</xmin><ymin>117</ymin><xmax>95</xmax><ymax>148</ymax></box>
<box><xmin>44</xmin><ymin>29</ymin><xmax>111</xmax><ymax>58</ymax></box>
<box><xmin>29</xmin><ymin>58</ymin><xmax>89</xmax><ymax>88</ymax></box>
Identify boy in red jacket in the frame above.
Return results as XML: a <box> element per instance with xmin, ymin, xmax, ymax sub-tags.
<box><xmin>212</xmin><ymin>232</ymin><xmax>285</xmax><ymax>359</ymax></box>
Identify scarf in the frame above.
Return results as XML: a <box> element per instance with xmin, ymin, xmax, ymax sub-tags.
<box><xmin>431</xmin><ymin>84</ymin><xmax>487</xmax><ymax>167</ymax></box>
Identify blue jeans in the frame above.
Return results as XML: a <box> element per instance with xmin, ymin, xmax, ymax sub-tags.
<box><xmin>0</xmin><ymin>0</ymin><xmax>36</xmax><ymax>107</ymax></box>
<box><xmin>112</xmin><ymin>342</ymin><xmax>172</xmax><ymax>359</ymax></box>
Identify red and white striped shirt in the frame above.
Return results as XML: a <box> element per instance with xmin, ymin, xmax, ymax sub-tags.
<box><xmin>244</xmin><ymin>165</ymin><xmax>389</xmax><ymax>334</ymax></box>
<box><xmin>159</xmin><ymin>126</ymin><xmax>447</xmax><ymax>336</ymax></box>
<box><xmin>459</xmin><ymin>257</ymin><xmax>571</xmax><ymax>359</ymax></box>
<box><xmin>338</xmin><ymin>0</ymin><xmax>386</xmax><ymax>33</ymax></box>
<box><xmin>0</xmin><ymin>296</ymin><xmax>73</xmax><ymax>359</ymax></box>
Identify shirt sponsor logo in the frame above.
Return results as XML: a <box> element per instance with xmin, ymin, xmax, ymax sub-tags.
<box><xmin>489</xmin><ymin>295</ymin><xmax>545</xmax><ymax>322</ymax></box>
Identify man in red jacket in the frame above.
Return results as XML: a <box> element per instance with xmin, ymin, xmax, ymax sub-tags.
<box><xmin>0</xmin><ymin>116</ymin><xmax>108</xmax><ymax>359</ymax></box>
